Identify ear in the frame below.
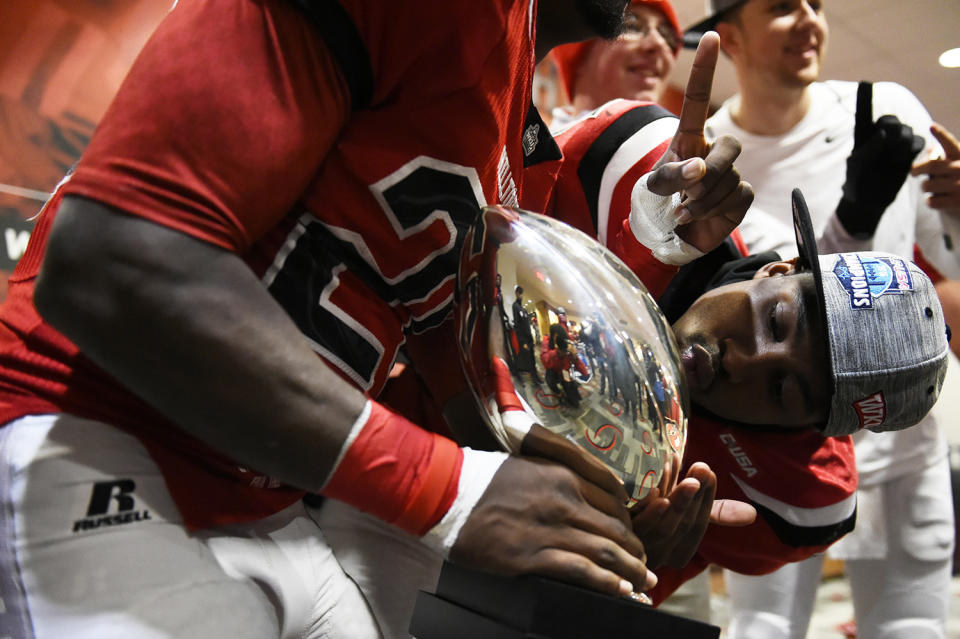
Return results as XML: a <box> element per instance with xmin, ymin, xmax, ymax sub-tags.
<box><xmin>715</xmin><ymin>21</ymin><xmax>740</xmax><ymax>59</ymax></box>
<box><xmin>752</xmin><ymin>257</ymin><xmax>800</xmax><ymax>279</ymax></box>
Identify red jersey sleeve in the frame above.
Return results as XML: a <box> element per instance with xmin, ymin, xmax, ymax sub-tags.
<box><xmin>540</xmin><ymin>345</ymin><xmax>560</xmax><ymax>370</ymax></box>
<box><xmin>61</xmin><ymin>0</ymin><xmax>350</xmax><ymax>253</ymax></box>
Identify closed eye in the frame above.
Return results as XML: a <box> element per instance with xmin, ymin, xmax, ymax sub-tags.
<box><xmin>768</xmin><ymin>302</ymin><xmax>783</xmax><ymax>341</ymax></box>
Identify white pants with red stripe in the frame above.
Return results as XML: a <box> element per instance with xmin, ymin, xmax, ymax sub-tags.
<box><xmin>0</xmin><ymin>414</ymin><xmax>384</xmax><ymax>639</ymax></box>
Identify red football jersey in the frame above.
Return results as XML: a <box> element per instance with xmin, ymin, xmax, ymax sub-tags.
<box><xmin>0</xmin><ymin>0</ymin><xmax>538</xmax><ymax>529</ymax></box>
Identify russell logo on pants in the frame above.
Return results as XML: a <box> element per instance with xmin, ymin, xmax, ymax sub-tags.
<box><xmin>72</xmin><ymin>479</ymin><xmax>152</xmax><ymax>533</ymax></box>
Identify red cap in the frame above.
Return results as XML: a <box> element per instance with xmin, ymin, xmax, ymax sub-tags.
<box><xmin>550</xmin><ymin>0</ymin><xmax>681</xmax><ymax>100</ymax></box>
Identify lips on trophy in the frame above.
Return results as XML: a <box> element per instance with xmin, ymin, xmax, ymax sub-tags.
<box><xmin>455</xmin><ymin>205</ymin><xmax>688</xmax><ymax>503</ymax></box>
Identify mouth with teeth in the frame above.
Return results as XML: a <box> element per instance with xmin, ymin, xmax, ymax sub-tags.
<box><xmin>784</xmin><ymin>40</ymin><xmax>819</xmax><ymax>62</ymax></box>
<box><xmin>624</xmin><ymin>62</ymin><xmax>664</xmax><ymax>87</ymax></box>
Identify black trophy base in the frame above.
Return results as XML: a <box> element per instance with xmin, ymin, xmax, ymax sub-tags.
<box><xmin>409</xmin><ymin>560</ymin><xmax>720</xmax><ymax>638</ymax></box>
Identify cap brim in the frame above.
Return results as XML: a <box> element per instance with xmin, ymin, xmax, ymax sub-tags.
<box><xmin>682</xmin><ymin>14</ymin><xmax>722</xmax><ymax>49</ymax></box>
<box><xmin>791</xmin><ymin>188</ymin><xmax>835</xmax><ymax>426</ymax></box>
<box><xmin>792</xmin><ymin>189</ymin><xmax>821</xmax><ymax>281</ymax></box>
<box><xmin>682</xmin><ymin>0</ymin><xmax>749</xmax><ymax>49</ymax></box>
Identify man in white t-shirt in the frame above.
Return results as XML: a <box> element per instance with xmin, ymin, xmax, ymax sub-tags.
<box><xmin>685</xmin><ymin>1</ymin><xmax>960</xmax><ymax>637</ymax></box>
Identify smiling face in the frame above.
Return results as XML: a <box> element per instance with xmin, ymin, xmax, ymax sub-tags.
<box><xmin>671</xmin><ymin>261</ymin><xmax>831</xmax><ymax>428</ymax></box>
<box><xmin>572</xmin><ymin>4</ymin><xmax>678</xmax><ymax>107</ymax></box>
<box><xmin>718</xmin><ymin>0</ymin><xmax>828</xmax><ymax>90</ymax></box>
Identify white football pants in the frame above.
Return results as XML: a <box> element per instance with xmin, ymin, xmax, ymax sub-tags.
<box><xmin>0</xmin><ymin>414</ymin><xmax>383</xmax><ymax>639</ymax></box>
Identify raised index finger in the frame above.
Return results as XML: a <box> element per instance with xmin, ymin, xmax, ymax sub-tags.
<box><xmin>670</xmin><ymin>31</ymin><xmax>720</xmax><ymax>161</ymax></box>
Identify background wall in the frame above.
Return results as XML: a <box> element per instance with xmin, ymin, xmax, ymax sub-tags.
<box><xmin>0</xmin><ymin>0</ymin><xmax>171</xmax><ymax>298</ymax></box>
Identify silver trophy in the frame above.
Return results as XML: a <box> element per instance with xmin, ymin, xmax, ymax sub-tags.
<box><xmin>455</xmin><ymin>205</ymin><xmax>688</xmax><ymax>503</ymax></box>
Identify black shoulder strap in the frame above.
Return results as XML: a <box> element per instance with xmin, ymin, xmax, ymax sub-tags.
<box><xmin>288</xmin><ymin>0</ymin><xmax>374</xmax><ymax>110</ymax></box>
<box><xmin>854</xmin><ymin>80</ymin><xmax>873</xmax><ymax>146</ymax></box>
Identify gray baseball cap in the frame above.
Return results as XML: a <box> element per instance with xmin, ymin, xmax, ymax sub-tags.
<box><xmin>791</xmin><ymin>188</ymin><xmax>950</xmax><ymax>437</ymax></box>
<box><xmin>683</xmin><ymin>0</ymin><xmax>748</xmax><ymax>48</ymax></box>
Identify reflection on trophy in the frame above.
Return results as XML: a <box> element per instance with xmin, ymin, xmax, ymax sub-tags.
<box><xmin>456</xmin><ymin>205</ymin><xmax>688</xmax><ymax>503</ymax></box>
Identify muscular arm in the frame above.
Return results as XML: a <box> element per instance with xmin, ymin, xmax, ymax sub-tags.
<box><xmin>26</xmin><ymin>0</ymin><xmax>369</xmax><ymax>489</ymax></box>
<box><xmin>36</xmin><ymin>196</ymin><xmax>366</xmax><ymax>490</ymax></box>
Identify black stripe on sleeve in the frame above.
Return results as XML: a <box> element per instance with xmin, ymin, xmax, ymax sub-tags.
<box><xmin>754</xmin><ymin>502</ymin><xmax>857</xmax><ymax>548</ymax></box>
<box><xmin>576</xmin><ymin>104</ymin><xmax>675</xmax><ymax>233</ymax></box>
<box><xmin>289</xmin><ymin>0</ymin><xmax>374</xmax><ymax>110</ymax></box>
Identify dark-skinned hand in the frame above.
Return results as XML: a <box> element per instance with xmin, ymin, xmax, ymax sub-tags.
<box><xmin>631</xmin><ymin>462</ymin><xmax>756</xmax><ymax>570</ymax></box>
<box><xmin>644</xmin><ymin>31</ymin><xmax>754</xmax><ymax>254</ymax></box>
<box><xmin>450</xmin><ymin>450</ymin><xmax>656</xmax><ymax>599</ymax></box>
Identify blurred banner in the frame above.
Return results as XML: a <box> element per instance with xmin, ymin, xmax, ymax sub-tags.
<box><xmin>0</xmin><ymin>0</ymin><xmax>171</xmax><ymax>299</ymax></box>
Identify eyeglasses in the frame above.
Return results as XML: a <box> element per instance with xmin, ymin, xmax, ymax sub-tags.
<box><xmin>621</xmin><ymin>14</ymin><xmax>681</xmax><ymax>51</ymax></box>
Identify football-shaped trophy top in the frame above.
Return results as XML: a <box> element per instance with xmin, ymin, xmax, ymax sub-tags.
<box><xmin>455</xmin><ymin>206</ymin><xmax>688</xmax><ymax>503</ymax></box>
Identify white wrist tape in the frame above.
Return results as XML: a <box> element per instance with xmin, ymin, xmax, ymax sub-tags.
<box><xmin>420</xmin><ymin>447</ymin><xmax>508</xmax><ymax>556</ymax></box>
<box><xmin>628</xmin><ymin>174</ymin><xmax>704</xmax><ymax>266</ymax></box>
